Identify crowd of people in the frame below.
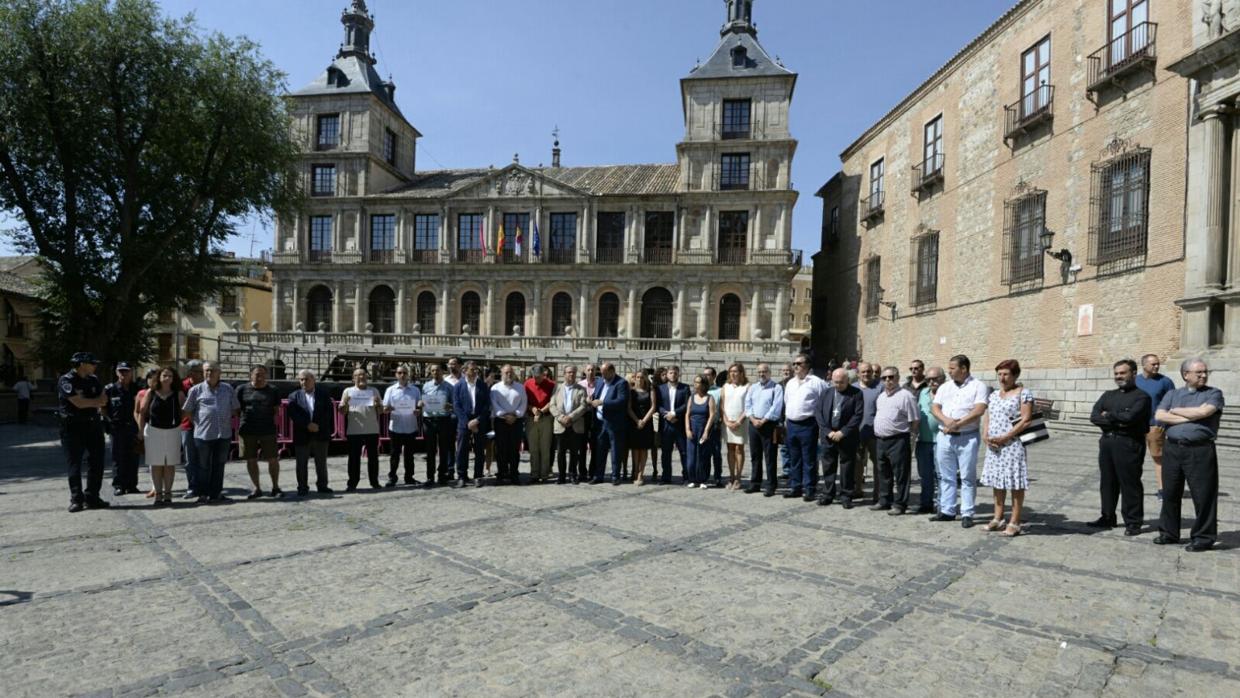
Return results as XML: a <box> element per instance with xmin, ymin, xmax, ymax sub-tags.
<box><xmin>54</xmin><ymin>349</ymin><xmax>1225</xmax><ymax>551</ymax></box>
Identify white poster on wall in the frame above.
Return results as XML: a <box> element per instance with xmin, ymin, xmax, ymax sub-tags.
<box><xmin>1077</xmin><ymin>304</ymin><xmax>1094</xmax><ymax>336</ymax></box>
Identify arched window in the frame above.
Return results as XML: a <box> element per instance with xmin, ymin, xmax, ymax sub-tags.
<box><xmin>460</xmin><ymin>291</ymin><xmax>480</xmax><ymax>333</ymax></box>
<box><xmin>505</xmin><ymin>292</ymin><xmax>526</xmax><ymax>335</ymax></box>
<box><xmin>598</xmin><ymin>293</ymin><xmax>620</xmax><ymax>337</ymax></box>
<box><xmin>718</xmin><ymin>294</ymin><xmax>742</xmax><ymax>340</ymax></box>
<box><xmin>368</xmin><ymin>285</ymin><xmax>395</xmax><ymax>333</ymax></box>
<box><xmin>306</xmin><ymin>286</ymin><xmax>333</xmax><ymax>331</ymax></box>
<box><xmin>640</xmin><ymin>287</ymin><xmax>674</xmax><ymax>338</ymax></box>
<box><xmin>551</xmin><ymin>292</ymin><xmax>573</xmax><ymax>336</ymax></box>
<box><xmin>416</xmin><ymin>291</ymin><xmax>436</xmax><ymax>332</ymax></box>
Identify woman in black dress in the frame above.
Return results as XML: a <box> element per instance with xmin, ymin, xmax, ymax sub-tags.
<box><xmin>628</xmin><ymin>371</ymin><xmax>658</xmax><ymax>485</ymax></box>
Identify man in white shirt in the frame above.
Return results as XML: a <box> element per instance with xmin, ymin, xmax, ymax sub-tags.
<box><xmin>382</xmin><ymin>364</ymin><xmax>422</xmax><ymax>487</ymax></box>
<box><xmin>930</xmin><ymin>354</ymin><xmax>990</xmax><ymax>528</ymax></box>
<box><xmin>444</xmin><ymin>357</ymin><xmax>462</xmax><ymax>387</ymax></box>
<box><xmin>873</xmin><ymin>367</ymin><xmax>920</xmax><ymax>514</ymax></box>
<box><xmin>491</xmin><ymin>365</ymin><xmax>528</xmax><ymax>484</ymax></box>
<box><xmin>781</xmin><ymin>353</ymin><xmax>830</xmax><ymax>500</ymax></box>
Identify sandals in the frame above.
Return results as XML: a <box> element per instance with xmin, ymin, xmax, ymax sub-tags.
<box><xmin>1000</xmin><ymin>523</ymin><xmax>1022</xmax><ymax>537</ymax></box>
<box><xmin>984</xmin><ymin>518</ymin><xmax>1006</xmax><ymax>532</ymax></box>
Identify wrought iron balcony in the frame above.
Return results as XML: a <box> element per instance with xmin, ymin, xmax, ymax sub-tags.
<box><xmin>409</xmin><ymin>249</ymin><xmax>438</xmax><ymax>264</ymax></box>
<box><xmin>499</xmin><ymin>249</ymin><xmax>524</xmax><ymax>264</ymax></box>
<box><xmin>716</xmin><ymin>248</ymin><xmax>747</xmax><ymax>265</ymax></box>
<box><xmin>641</xmin><ymin>247</ymin><xmax>674</xmax><ymax>264</ymax></box>
<box><xmin>1087</xmin><ymin>22</ymin><xmax>1157</xmax><ymax>95</ymax></box>
<box><xmin>911</xmin><ymin>153</ymin><xmax>945</xmax><ymax>195</ymax></box>
<box><xmin>594</xmin><ymin>247</ymin><xmax>624</xmax><ymax>264</ymax></box>
<box><xmin>546</xmin><ymin>248</ymin><xmax>575</xmax><ymax>264</ymax></box>
<box><xmin>455</xmin><ymin>249</ymin><xmax>486</xmax><ymax>264</ymax></box>
<box><xmin>307</xmin><ymin>250</ymin><xmax>333</xmax><ymax>264</ymax></box>
<box><xmin>368</xmin><ymin>249</ymin><xmax>398</xmax><ymax>264</ymax></box>
<box><xmin>1004</xmin><ymin>84</ymin><xmax>1055</xmax><ymax>142</ymax></box>
<box><xmin>861</xmin><ymin>190</ymin><xmax>885</xmax><ymax>224</ymax></box>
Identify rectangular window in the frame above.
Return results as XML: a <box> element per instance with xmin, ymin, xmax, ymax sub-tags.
<box><xmin>219</xmin><ymin>288</ymin><xmax>238</xmax><ymax>314</ymax></box>
<box><xmin>721</xmin><ymin>99</ymin><xmax>752</xmax><ymax>139</ymax></box>
<box><xmin>501</xmin><ymin>212</ymin><xmax>530</xmax><ymax>263</ymax></box>
<box><xmin>316</xmin><ymin>114</ymin><xmax>340</xmax><ymax>149</ymax></box>
<box><xmin>596</xmin><ymin>212</ymin><xmax>625</xmax><ymax>263</ymax></box>
<box><xmin>644</xmin><ymin>212</ymin><xmax>674</xmax><ymax>263</ymax></box>
<box><xmin>923</xmin><ymin>117</ymin><xmax>943</xmax><ymax>175</ymax></box>
<box><xmin>869</xmin><ymin>158</ymin><xmax>885</xmax><ymax>208</ymax></box>
<box><xmin>1021</xmin><ymin>36</ymin><xmax>1052</xmax><ymax>118</ymax></box>
<box><xmin>720</xmin><ymin>153</ymin><xmax>751</xmax><ymax>190</ymax></box>
<box><xmin>369</xmin><ymin>214</ymin><xmax>396</xmax><ymax>263</ymax></box>
<box><xmin>829</xmin><ymin>206</ymin><xmax>840</xmax><ymax>237</ymax></box>
<box><xmin>383</xmin><ymin>128</ymin><xmax>397</xmax><ymax>166</ymax></box>
<box><xmin>910</xmin><ymin>231</ymin><xmax>940</xmax><ymax>307</ymax></box>
<box><xmin>414</xmin><ymin>214</ymin><xmax>439</xmax><ymax>250</ymax></box>
<box><xmin>186</xmin><ymin>335</ymin><xmax>201</xmax><ymax>360</ymax></box>
<box><xmin>1089</xmin><ymin>147</ymin><xmax>1151</xmax><ymax>266</ymax></box>
<box><xmin>457</xmin><ymin>213</ymin><xmax>484</xmax><ymax>262</ymax></box>
<box><xmin>311</xmin><ymin>165</ymin><xmax>335</xmax><ymax>196</ymax></box>
<box><xmin>1002</xmin><ymin>191</ymin><xmax>1047</xmax><ymax>285</ymax></box>
<box><xmin>865</xmin><ymin>256</ymin><xmax>882</xmax><ymax>319</ymax></box>
<box><xmin>717</xmin><ymin>211</ymin><xmax>748</xmax><ymax>264</ymax></box>
<box><xmin>1109</xmin><ymin>0</ymin><xmax>1150</xmax><ymax>67</ymax></box>
<box><xmin>157</xmin><ymin>333</ymin><xmax>173</xmax><ymax>363</ymax></box>
<box><xmin>549</xmin><ymin>213</ymin><xmax>576</xmax><ymax>263</ymax></box>
<box><xmin>309</xmin><ymin>215</ymin><xmax>332</xmax><ymax>262</ymax></box>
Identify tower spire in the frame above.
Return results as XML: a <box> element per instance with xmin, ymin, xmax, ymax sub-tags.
<box><xmin>338</xmin><ymin>0</ymin><xmax>376</xmax><ymax>65</ymax></box>
<box><xmin>722</xmin><ymin>0</ymin><xmax>756</xmax><ymax>37</ymax></box>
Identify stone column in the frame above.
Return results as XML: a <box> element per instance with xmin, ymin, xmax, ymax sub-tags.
<box><xmin>485</xmin><ymin>281</ymin><xmax>495</xmax><ymax>336</ymax></box>
<box><xmin>353</xmin><ymin>280</ymin><xmax>363</xmax><ymax>332</ymax></box>
<box><xmin>272</xmin><ymin>279</ymin><xmax>283</xmax><ymax>331</ymax></box>
<box><xmin>774</xmin><ymin>284</ymin><xmax>789</xmax><ymax>340</ymax></box>
<box><xmin>439</xmin><ymin>207</ymin><xmax>451</xmax><ymax>262</ymax></box>
<box><xmin>627</xmin><ymin>286</ymin><xmax>638</xmax><ymax>337</ymax></box>
<box><xmin>698</xmin><ymin>282</ymin><xmax>710</xmax><ymax>339</ymax></box>
<box><xmin>439</xmin><ymin>279</ymin><xmax>452</xmax><ymax>334</ymax></box>
<box><xmin>579</xmin><ymin>281</ymin><xmax>590</xmax><ymax>336</ymax></box>
<box><xmin>750</xmin><ymin>285</ymin><xmax>762</xmax><ymax>340</ymax></box>
<box><xmin>487</xmin><ymin>205</ymin><xmax>497</xmax><ymax>261</ymax></box>
<box><xmin>581</xmin><ymin>203</ymin><xmax>592</xmax><ymax>263</ymax></box>
<box><xmin>331</xmin><ymin>281</ymin><xmax>342</xmax><ymax>332</ymax></box>
<box><xmin>531</xmin><ymin>281</ymin><xmax>543</xmax><ymax>336</ymax></box>
<box><xmin>395</xmin><ymin>281</ymin><xmax>405</xmax><ymax>334</ymax></box>
<box><xmin>752</xmin><ymin>205</ymin><xmax>763</xmax><ymax>253</ymax></box>
<box><xmin>1229</xmin><ymin>110</ymin><xmax>1240</xmax><ymax>287</ymax></box>
<box><xmin>1204</xmin><ymin>106</ymin><xmax>1230</xmax><ymax>289</ymax></box>
<box><xmin>674</xmin><ymin>284</ymin><xmax>686</xmax><ymax>338</ymax></box>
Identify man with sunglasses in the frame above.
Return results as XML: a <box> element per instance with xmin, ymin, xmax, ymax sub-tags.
<box><xmin>873</xmin><ymin>367</ymin><xmax>920</xmax><ymax>514</ymax></box>
<box><xmin>782</xmin><ymin>354</ymin><xmax>828</xmax><ymax>500</ymax></box>
<box><xmin>904</xmin><ymin>360</ymin><xmax>928</xmax><ymax>396</ymax></box>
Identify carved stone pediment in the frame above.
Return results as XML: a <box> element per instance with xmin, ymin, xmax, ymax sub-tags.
<box><xmin>451</xmin><ymin>164</ymin><xmax>589</xmax><ymax>201</ymax></box>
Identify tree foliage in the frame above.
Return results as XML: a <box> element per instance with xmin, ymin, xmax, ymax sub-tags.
<box><xmin>0</xmin><ymin>0</ymin><xmax>301</xmax><ymax>366</ymax></box>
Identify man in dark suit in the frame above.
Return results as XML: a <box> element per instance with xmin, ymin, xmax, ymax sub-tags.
<box><xmin>590</xmin><ymin>362</ymin><xmax>630</xmax><ymax>485</ymax></box>
<box><xmin>657</xmin><ymin>365</ymin><xmax>689</xmax><ymax>484</ymax></box>
<box><xmin>453</xmin><ymin>361</ymin><xmax>491</xmax><ymax>488</ymax></box>
<box><xmin>816</xmin><ymin>368</ymin><xmax>864</xmax><ymax>507</ymax></box>
<box><xmin>286</xmin><ymin>369</ymin><xmax>335</xmax><ymax>496</ymax></box>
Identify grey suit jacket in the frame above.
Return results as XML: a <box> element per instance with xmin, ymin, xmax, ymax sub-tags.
<box><xmin>548</xmin><ymin>383</ymin><xmax>589</xmax><ymax>434</ymax></box>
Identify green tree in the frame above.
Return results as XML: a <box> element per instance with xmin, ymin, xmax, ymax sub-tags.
<box><xmin>0</xmin><ymin>0</ymin><xmax>301</xmax><ymax>366</ymax></box>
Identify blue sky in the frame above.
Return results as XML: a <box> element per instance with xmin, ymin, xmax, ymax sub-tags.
<box><xmin>3</xmin><ymin>0</ymin><xmax>1015</xmax><ymax>258</ymax></box>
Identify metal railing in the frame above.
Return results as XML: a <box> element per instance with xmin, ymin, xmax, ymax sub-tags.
<box><xmin>911</xmin><ymin>153</ymin><xmax>945</xmax><ymax>194</ymax></box>
<box><xmin>409</xmin><ymin>249</ymin><xmax>438</xmax><ymax>264</ymax></box>
<box><xmin>499</xmin><ymin>249</ymin><xmax>524</xmax><ymax>264</ymax></box>
<box><xmin>716</xmin><ymin>248</ymin><xmax>747</xmax><ymax>265</ymax></box>
<box><xmin>642</xmin><ymin>248</ymin><xmax>674</xmax><ymax>264</ymax></box>
<box><xmin>546</xmin><ymin>248</ymin><xmax>576</xmax><ymax>264</ymax></box>
<box><xmin>861</xmin><ymin>190</ymin><xmax>885</xmax><ymax>221</ymax></box>
<box><xmin>455</xmin><ymin>249</ymin><xmax>487</xmax><ymax>264</ymax></box>
<box><xmin>594</xmin><ymin>247</ymin><xmax>624</xmax><ymax>264</ymax></box>
<box><xmin>307</xmin><ymin>250</ymin><xmax>333</xmax><ymax>264</ymax></box>
<box><xmin>368</xmin><ymin>249</ymin><xmax>398</xmax><ymax>264</ymax></box>
<box><xmin>1004</xmin><ymin>85</ymin><xmax>1055</xmax><ymax>140</ymax></box>
<box><xmin>1087</xmin><ymin>22</ymin><xmax>1157</xmax><ymax>92</ymax></box>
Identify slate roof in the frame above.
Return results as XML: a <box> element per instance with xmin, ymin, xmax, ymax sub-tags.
<box><xmin>380</xmin><ymin>164</ymin><xmax>680</xmax><ymax>199</ymax></box>
<box><xmin>292</xmin><ymin>54</ymin><xmax>411</xmax><ymax>124</ymax></box>
<box><xmin>685</xmin><ymin>30</ymin><xmax>795</xmax><ymax>82</ymax></box>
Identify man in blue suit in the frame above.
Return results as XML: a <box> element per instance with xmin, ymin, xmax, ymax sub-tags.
<box><xmin>453</xmin><ymin>361</ymin><xmax>491</xmax><ymax>488</ymax></box>
<box><xmin>657</xmin><ymin>365</ymin><xmax>689</xmax><ymax>484</ymax></box>
<box><xmin>286</xmin><ymin>369</ymin><xmax>335</xmax><ymax>496</ymax></box>
<box><xmin>590</xmin><ymin>362</ymin><xmax>630</xmax><ymax>485</ymax></box>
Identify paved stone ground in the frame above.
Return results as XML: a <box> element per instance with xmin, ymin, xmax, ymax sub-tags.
<box><xmin>2</xmin><ymin>424</ymin><xmax>1238</xmax><ymax>697</ymax></box>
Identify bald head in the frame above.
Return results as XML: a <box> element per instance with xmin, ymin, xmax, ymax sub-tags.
<box><xmin>831</xmin><ymin>368</ymin><xmax>850</xmax><ymax>391</ymax></box>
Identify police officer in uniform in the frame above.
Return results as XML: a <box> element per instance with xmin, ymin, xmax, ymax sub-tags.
<box><xmin>60</xmin><ymin>352</ymin><xmax>110</xmax><ymax>512</ymax></box>
<box><xmin>104</xmin><ymin>361</ymin><xmax>141</xmax><ymax>496</ymax></box>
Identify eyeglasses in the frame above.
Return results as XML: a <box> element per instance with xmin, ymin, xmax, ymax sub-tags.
<box><xmin>793</xmin><ymin>361</ymin><xmax>805</xmax><ymax>366</ymax></box>
<box><xmin>881</xmin><ymin>375</ymin><xmax>898</xmax><ymax>381</ymax></box>
<box><xmin>908</xmin><ymin>366</ymin><xmax>922</xmax><ymax>371</ymax></box>
<box><xmin>927</xmin><ymin>378</ymin><xmax>944</xmax><ymax>383</ymax></box>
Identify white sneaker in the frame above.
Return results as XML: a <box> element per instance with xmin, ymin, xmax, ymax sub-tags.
<box><xmin>686</xmin><ymin>482</ymin><xmax>696</xmax><ymax>488</ymax></box>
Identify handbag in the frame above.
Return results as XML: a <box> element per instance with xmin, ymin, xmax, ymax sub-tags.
<box><xmin>1018</xmin><ymin>410</ymin><xmax>1050</xmax><ymax>445</ymax></box>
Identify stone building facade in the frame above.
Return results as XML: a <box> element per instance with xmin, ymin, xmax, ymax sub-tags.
<box><xmin>150</xmin><ymin>256</ymin><xmax>272</xmax><ymax>365</ymax></box>
<box><xmin>815</xmin><ymin>0</ymin><xmax>1202</xmax><ymax>418</ymax></box>
<box><xmin>258</xmin><ymin>1</ymin><xmax>801</xmax><ymax>375</ymax></box>
<box><xmin>788</xmin><ymin>266</ymin><xmax>813</xmax><ymax>343</ymax></box>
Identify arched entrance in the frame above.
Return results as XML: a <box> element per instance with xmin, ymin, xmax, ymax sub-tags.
<box><xmin>416</xmin><ymin>291</ymin><xmax>436</xmax><ymax>332</ymax></box>
<box><xmin>306</xmin><ymin>285</ymin><xmax>333</xmax><ymax>331</ymax></box>
<box><xmin>460</xmin><ymin>291</ymin><xmax>480</xmax><ymax>333</ymax></box>
<box><xmin>505</xmin><ymin>292</ymin><xmax>526</xmax><ymax>335</ymax></box>
<box><xmin>368</xmin><ymin>285</ymin><xmax>395</xmax><ymax>333</ymax></box>
<box><xmin>718</xmin><ymin>293</ymin><xmax>742</xmax><ymax>340</ymax></box>
<box><xmin>551</xmin><ymin>292</ymin><xmax>573</xmax><ymax>336</ymax></box>
<box><xmin>597</xmin><ymin>292</ymin><xmax>620</xmax><ymax>338</ymax></box>
<box><xmin>640</xmin><ymin>287</ymin><xmax>673</xmax><ymax>338</ymax></box>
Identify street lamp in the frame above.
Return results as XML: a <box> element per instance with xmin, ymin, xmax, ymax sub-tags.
<box><xmin>877</xmin><ymin>287</ymin><xmax>898</xmax><ymax>320</ymax></box>
<box><xmin>1040</xmin><ymin>229</ymin><xmax>1072</xmax><ymax>264</ymax></box>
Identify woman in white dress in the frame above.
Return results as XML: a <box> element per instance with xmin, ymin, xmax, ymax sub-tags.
<box><xmin>138</xmin><ymin>367</ymin><xmax>184</xmax><ymax>505</ymax></box>
<box><xmin>720</xmin><ymin>363</ymin><xmax>750</xmax><ymax>490</ymax></box>
<box><xmin>981</xmin><ymin>359</ymin><xmax>1034</xmax><ymax>537</ymax></box>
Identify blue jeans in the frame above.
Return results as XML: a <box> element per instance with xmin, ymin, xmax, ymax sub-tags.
<box><xmin>194</xmin><ymin>437</ymin><xmax>231</xmax><ymax>499</ymax></box>
<box><xmin>182</xmin><ymin>429</ymin><xmax>200</xmax><ymax>493</ymax></box>
<box><xmin>785</xmin><ymin>419</ymin><xmax>819</xmax><ymax>492</ymax></box>
<box><xmin>686</xmin><ymin>429</ymin><xmax>709</xmax><ymax>485</ymax></box>
<box><xmin>935</xmin><ymin>432</ymin><xmax>979</xmax><ymax>517</ymax></box>
<box><xmin>916</xmin><ymin>440</ymin><xmax>937</xmax><ymax>509</ymax></box>
<box><xmin>597</xmin><ymin>421</ymin><xmax>626</xmax><ymax>481</ymax></box>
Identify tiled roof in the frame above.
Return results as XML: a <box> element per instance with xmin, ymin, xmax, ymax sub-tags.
<box><xmin>0</xmin><ymin>271</ymin><xmax>38</xmax><ymax>298</ymax></box>
<box><xmin>0</xmin><ymin>256</ymin><xmax>34</xmax><ymax>273</ymax></box>
<box><xmin>382</xmin><ymin>164</ymin><xmax>680</xmax><ymax>199</ymax></box>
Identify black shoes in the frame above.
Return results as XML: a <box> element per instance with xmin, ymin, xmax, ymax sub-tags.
<box><xmin>816</xmin><ymin>496</ymin><xmax>833</xmax><ymax>507</ymax></box>
<box><xmin>762</xmin><ymin>489</ymin><xmax>776</xmax><ymax>497</ymax></box>
<box><xmin>929</xmin><ymin>513</ymin><xmax>955</xmax><ymax>522</ymax></box>
<box><xmin>1152</xmin><ymin>535</ymin><xmax>1179</xmax><ymax>545</ymax></box>
<box><xmin>183</xmin><ymin>491</ymin><xmax>198</xmax><ymax>500</ymax></box>
<box><xmin>961</xmin><ymin>517</ymin><xmax>975</xmax><ymax>529</ymax></box>
<box><xmin>1185</xmin><ymin>541</ymin><xmax>1214</xmax><ymax>553</ymax></box>
<box><xmin>385</xmin><ymin>478</ymin><xmax>397</xmax><ymax>488</ymax></box>
<box><xmin>246</xmin><ymin>489</ymin><xmax>264</xmax><ymax>500</ymax></box>
<box><xmin>869</xmin><ymin>503</ymin><xmax>891</xmax><ymax>511</ymax></box>
<box><xmin>841</xmin><ymin>498</ymin><xmax>854</xmax><ymax>510</ymax></box>
<box><xmin>914</xmin><ymin>505</ymin><xmax>935</xmax><ymax>515</ymax></box>
<box><xmin>317</xmin><ymin>487</ymin><xmax>334</xmax><ymax>495</ymax></box>
<box><xmin>113</xmin><ymin>487</ymin><xmax>125</xmax><ymax>497</ymax></box>
<box><xmin>453</xmin><ymin>479</ymin><xmax>466</xmax><ymax>489</ymax></box>
<box><xmin>68</xmin><ymin>501</ymin><xmax>84</xmax><ymax>513</ymax></box>
<box><xmin>745</xmin><ymin>483</ymin><xmax>762</xmax><ymax>494</ymax></box>
<box><xmin>297</xmin><ymin>488</ymin><xmax>310</xmax><ymax>497</ymax></box>
<box><xmin>1124</xmin><ymin>525</ymin><xmax>1142</xmax><ymax>537</ymax></box>
<box><xmin>84</xmin><ymin>497</ymin><xmax>111</xmax><ymax>509</ymax></box>
<box><xmin>1086</xmin><ymin>516</ymin><xmax>1117</xmax><ymax>529</ymax></box>
<box><xmin>802</xmin><ymin>492</ymin><xmax>816</xmax><ymax>503</ymax></box>
<box><xmin>887</xmin><ymin>507</ymin><xmax>906</xmax><ymax>516</ymax></box>
<box><xmin>270</xmin><ymin>488</ymin><xmax>284</xmax><ymax>499</ymax></box>
<box><xmin>474</xmin><ymin>479</ymin><xmax>484</xmax><ymax>488</ymax></box>
<box><xmin>782</xmin><ymin>489</ymin><xmax>803</xmax><ymax>499</ymax></box>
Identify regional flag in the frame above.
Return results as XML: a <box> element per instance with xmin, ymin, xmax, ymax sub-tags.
<box><xmin>515</xmin><ymin>225</ymin><xmax>524</xmax><ymax>256</ymax></box>
<box><xmin>532</xmin><ymin>220</ymin><xmax>542</xmax><ymax>259</ymax></box>
<box><xmin>497</xmin><ymin>223</ymin><xmax>506</xmax><ymax>255</ymax></box>
<box><xmin>479</xmin><ymin>219</ymin><xmax>489</xmax><ymax>254</ymax></box>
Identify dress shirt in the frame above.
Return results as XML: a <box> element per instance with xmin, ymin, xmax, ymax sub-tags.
<box><xmin>421</xmin><ymin>379</ymin><xmax>452</xmax><ymax>417</ymax></box>
<box><xmin>1159</xmin><ymin>387</ymin><xmax>1225</xmax><ymax>442</ymax></box>
<box><xmin>1089</xmin><ymin>384</ymin><xmax>1150</xmax><ymax>439</ymax></box>
<box><xmin>596</xmin><ymin>380</ymin><xmax>611</xmax><ymax>419</ymax></box>
<box><xmin>917</xmin><ymin>390</ymin><xmax>941</xmax><ymax>443</ymax></box>
<box><xmin>853</xmin><ymin>381</ymin><xmax>880</xmax><ymax>428</ymax></box>
<box><xmin>563</xmin><ymin>383</ymin><xmax>574</xmax><ymax>412</ymax></box>
<box><xmin>342</xmin><ymin>386</ymin><xmax>381</xmax><ymax>435</ymax></box>
<box><xmin>1135</xmin><ymin>374</ymin><xmax>1176</xmax><ymax>426</ymax></box>
<box><xmin>524</xmin><ymin>377</ymin><xmax>554</xmax><ymax>411</ymax></box>
<box><xmin>183</xmin><ymin>381</ymin><xmax>240</xmax><ymax>441</ymax></box>
<box><xmin>302</xmin><ymin>389</ymin><xmax>316</xmax><ymax>417</ymax></box>
<box><xmin>464</xmin><ymin>379</ymin><xmax>478</xmax><ymax>412</ymax></box>
<box><xmin>383</xmin><ymin>383</ymin><xmax>422</xmax><ymax>434</ymax></box>
<box><xmin>491</xmin><ymin>381</ymin><xmax>527</xmax><ymax>418</ymax></box>
<box><xmin>666</xmin><ymin>382</ymin><xmax>680</xmax><ymax>414</ymax></box>
<box><xmin>932</xmin><ymin>375</ymin><xmax>989</xmax><ymax>433</ymax></box>
<box><xmin>744</xmin><ymin>379</ymin><xmax>785</xmax><ymax>421</ymax></box>
<box><xmin>444</xmin><ymin>374</ymin><xmax>461</xmax><ymax>387</ymax></box>
<box><xmin>783</xmin><ymin>374</ymin><xmax>829</xmax><ymax>421</ymax></box>
<box><xmin>874</xmin><ymin>388</ymin><xmax>920</xmax><ymax>437</ymax></box>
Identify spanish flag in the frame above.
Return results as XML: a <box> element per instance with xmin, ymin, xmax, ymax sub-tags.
<box><xmin>497</xmin><ymin>223</ymin><xmax>506</xmax><ymax>255</ymax></box>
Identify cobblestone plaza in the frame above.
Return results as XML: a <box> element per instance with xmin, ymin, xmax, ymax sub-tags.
<box><xmin>2</xmin><ymin>424</ymin><xmax>1237</xmax><ymax>697</ymax></box>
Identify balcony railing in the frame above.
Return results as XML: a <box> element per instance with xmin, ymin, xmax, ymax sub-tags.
<box><xmin>368</xmin><ymin>249</ymin><xmax>398</xmax><ymax>264</ymax></box>
<box><xmin>1004</xmin><ymin>84</ymin><xmax>1055</xmax><ymax>142</ymax></box>
<box><xmin>1087</xmin><ymin>22</ymin><xmax>1157</xmax><ymax>95</ymax></box>
<box><xmin>595</xmin><ymin>247</ymin><xmax>624</xmax><ymax>264</ymax></box>
<box><xmin>717</xmin><ymin>248</ymin><xmax>747</xmax><ymax>265</ymax></box>
<box><xmin>408</xmin><ymin>249</ymin><xmax>437</xmax><ymax>264</ymax></box>
<box><xmin>455</xmin><ymin>249</ymin><xmax>487</xmax><ymax>264</ymax></box>
<box><xmin>861</xmin><ymin>190</ymin><xmax>885</xmax><ymax>223</ymax></box>
<box><xmin>642</xmin><ymin>248</ymin><xmax>674</xmax><ymax>264</ymax></box>
<box><xmin>911</xmin><ymin>153</ymin><xmax>945</xmax><ymax>194</ymax></box>
<box><xmin>499</xmin><ymin>249</ymin><xmax>524</xmax><ymax>264</ymax></box>
<box><xmin>750</xmin><ymin>249</ymin><xmax>803</xmax><ymax>268</ymax></box>
<box><xmin>710</xmin><ymin>122</ymin><xmax>769</xmax><ymax>141</ymax></box>
<box><xmin>546</xmin><ymin>248</ymin><xmax>575</xmax><ymax>264</ymax></box>
<box><xmin>307</xmin><ymin>249</ymin><xmax>333</xmax><ymax>264</ymax></box>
